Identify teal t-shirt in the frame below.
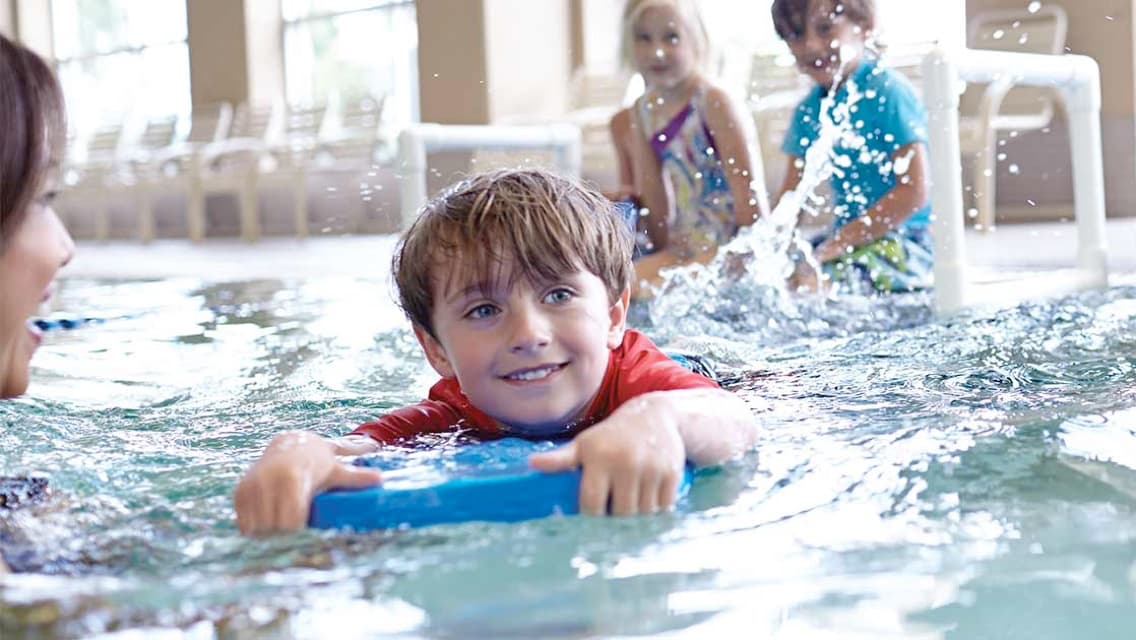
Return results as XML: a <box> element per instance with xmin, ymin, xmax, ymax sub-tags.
<box><xmin>781</xmin><ymin>57</ymin><xmax>931</xmax><ymax>231</ymax></box>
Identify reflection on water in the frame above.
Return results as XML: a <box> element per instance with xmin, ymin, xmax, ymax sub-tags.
<box><xmin>2</xmin><ymin>277</ymin><xmax>1136</xmax><ymax>638</ymax></box>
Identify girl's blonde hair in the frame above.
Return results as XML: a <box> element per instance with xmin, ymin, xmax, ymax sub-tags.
<box><xmin>619</xmin><ymin>0</ymin><xmax>711</xmax><ymax>73</ymax></box>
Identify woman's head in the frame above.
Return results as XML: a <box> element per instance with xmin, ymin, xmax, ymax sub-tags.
<box><xmin>0</xmin><ymin>34</ymin><xmax>73</xmax><ymax>398</ymax></box>
<box><xmin>772</xmin><ymin>0</ymin><xmax>876</xmax><ymax>89</ymax></box>
<box><xmin>620</xmin><ymin>0</ymin><xmax>709</xmax><ymax>91</ymax></box>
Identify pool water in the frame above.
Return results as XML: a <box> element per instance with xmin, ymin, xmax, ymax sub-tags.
<box><xmin>2</xmin><ymin>276</ymin><xmax>1136</xmax><ymax>638</ymax></box>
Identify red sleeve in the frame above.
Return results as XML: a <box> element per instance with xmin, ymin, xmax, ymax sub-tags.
<box><xmin>614</xmin><ymin>331</ymin><xmax>719</xmax><ymax>406</ymax></box>
<box><xmin>579</xmin><ymin>331</ymin><xmax>719</xmax><ymax>422</ymax></box>
<box><xmin>348</xmin><ymin>378</ymin><xmax>502</xmax><ymax>444</ymax></box>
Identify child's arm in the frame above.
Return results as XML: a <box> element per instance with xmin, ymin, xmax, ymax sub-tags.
<box><xmin>775</xmin><ymin>154</ymin><xmax>805</xmax><ymax>208</ymax></box>
<box><xmin>609</xmin><ymin>108</ymin><xmax>636</xmax><ymax>200</ymax></box>
<box><xmin>623</xmin><ymin>103</ymin><xmax>672</xmax><ymax>253</ymax></box>
<box><xmin>812</xmin><ymin>142</ymin><xmax>930</xmax><ymax>263</ymax></box>
<box><xmin>530</xmin><ymin>387</ymin><xmax>756</xmax><ymax>515</ymax></box>
<box><xmin>233</xmin><ymin>431</ymin><xmax>382</xmax><ymax>535</ymax></box>
<box><xmin>704</xmin><ymin>86</ymin><xmax>771</xmax><ymax>225</ymax></box>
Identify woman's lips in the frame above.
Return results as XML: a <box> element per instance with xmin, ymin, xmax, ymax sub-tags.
<box><xmin>26</xmin><ymin>321</ymin><xmax>43</xmax><ymax>346</ymax></box>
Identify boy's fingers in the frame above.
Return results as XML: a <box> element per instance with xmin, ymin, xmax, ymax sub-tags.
<box><xmin>276</xmin><ymin>496</ymin><xmax>306</xmax><ymax>532</ymax></box>
<box><xmin>325</xmin><ymin>464</ymin><xmax>383</xmax><ymax>491</ymax></box>
<box><xmin>610</xmin><ymin>471</ymin><xmax>639</xmax><ymax>516</ymax></box>
<box><xmin>578</xmin><ymin>466</ymin><xmax>611</xmax><ymax>516</ymax></box>
<box><xmin>639</xmin><ymin>476</ymin><xmax>661</xmax><ymax>514</ymax></box>
<box><xmin>658</xmin><ymin>473</ymin><xmax>679</xmax><ymax>511</ymax></box>
<box><xmin>528</xmin><ymin>442</ymin><xmax>579</xmax><ymax>473</ymax></box>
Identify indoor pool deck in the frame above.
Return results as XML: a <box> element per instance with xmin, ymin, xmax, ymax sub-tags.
<box><xmin>63</xmin><ymin>218</ymin><xmax>1136</xmax><ymax>282</ymax></box>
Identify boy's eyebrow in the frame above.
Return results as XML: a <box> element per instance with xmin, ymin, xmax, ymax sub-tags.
<box><xmin>444</xmin><ymin>281</ymin><xmax>496</xmax><ymax>305</ymax></box>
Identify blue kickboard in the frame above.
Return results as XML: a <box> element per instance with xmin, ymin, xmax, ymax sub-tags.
<box><xmin>308</xmin><ymin>437</ymin><xmax>694</xmax><ymax>531</ymax></box>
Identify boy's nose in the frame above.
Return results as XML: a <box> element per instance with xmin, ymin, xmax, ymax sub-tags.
<box><xmin>508</xmin><ymin>305</ymin><xmax>551</xmax><ymax>353</ymax></box>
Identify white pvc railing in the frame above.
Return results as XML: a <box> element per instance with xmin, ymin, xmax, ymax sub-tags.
<box><xmin>923</xmin><ymin>48</ymin><xmax>1109</xmax><ymax>315</ymax></box>
<box><xmin>397</xmin><ymin>123</ymin><xmax>582</xmax><ymax>229</ymax></box>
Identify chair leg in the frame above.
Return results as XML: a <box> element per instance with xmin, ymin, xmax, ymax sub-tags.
<box><xmin>94</xmin><ymin>196</ymin><xmax>110</xmax><ymax>242</ymax></box>
<box><xmin>137</xmin><ymin>187</ymin><xmax>155</xmax><ymax>243</ymax></box>
<box><xmin>975</xmin><ymin>134</ymin><xmax>997</xmax><ymax>232</ymax></box>
<box><xmin>187</xmin><ymin>180</ymin><xmax>206</xmax><ymax>243</ymax></box>
<box><xmin>239</xmin><ymin>172</ymin><xmax>260</xmax><ymax>242</ymax></box>
<box><xmin>294</xmin><ymin>170</ymin><xmax>309</xmax><ymax>239</ymax></box>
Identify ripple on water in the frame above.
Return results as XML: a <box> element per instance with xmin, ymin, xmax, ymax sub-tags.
<box><xmin>1</xmin><ymin>279</ymin><xmax>1135</xmax><ymax>637</ymax></box>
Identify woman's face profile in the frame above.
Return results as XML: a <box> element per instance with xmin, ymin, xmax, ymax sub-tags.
<box><xmin>0</xmin><ymin>186</ymin><xmax>74</xmax><ymax>398</ymax></box>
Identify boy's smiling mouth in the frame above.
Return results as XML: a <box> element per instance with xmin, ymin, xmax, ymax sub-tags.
<box><xmin>502</xmin><ymin>363</ymin><xmax>567</xmax><ymax>383</ymax></box>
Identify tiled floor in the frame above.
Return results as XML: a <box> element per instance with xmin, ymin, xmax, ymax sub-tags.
<box><xmin>65</xmin><ymin>218</ymin><xmax>1136</xmax><ymax>281</ymax></box>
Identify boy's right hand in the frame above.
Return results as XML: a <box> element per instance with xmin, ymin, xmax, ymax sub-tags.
<box><xmin>233</xmin><ymin>431</ymin><xmax>382</xmax><ymax>535</ymax></box>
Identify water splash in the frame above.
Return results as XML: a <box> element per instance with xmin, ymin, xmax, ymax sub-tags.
<box><xmin>648</xmin><ymin>45</ymin><xmax>871</xmax><ymax>338</ymax></box>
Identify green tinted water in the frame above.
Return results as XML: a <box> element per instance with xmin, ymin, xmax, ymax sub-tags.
<box><xmin>2</xmin><ymin>277</ymin><xmax>1135</xmax><ymax>638</ymax></box>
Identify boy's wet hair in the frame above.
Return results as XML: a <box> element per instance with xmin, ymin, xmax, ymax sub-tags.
<box><xmin>0</xmin><ymin>34</ymin><xmax>66</xmax><ymax>249</ymax></box>
<box><xmin>393</xmin><ymin>169</ymin><xmax>634</xmax><ymax>338</ymax></box>
<box><xmin>771</xmin><ymin>0</ymin><xmax>876</xmax><ymax>41</ymax></box>
<box><xmin>619</xmin><ymin>0</ymin><xmax>710</xmax><ymax>72</ymax></box>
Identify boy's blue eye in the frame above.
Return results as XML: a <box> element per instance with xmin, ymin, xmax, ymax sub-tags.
<box><xmin>465</xmin><ymin>304</ymin><xmax>498</xmax><ymax>320</ymax></box>
<box><xmin>666</xmin><ymin>32</ymin><xmax>680</xmax><ymax>44</ymax></box>
<box><xmin>543</xmin><ymin>288</ymin><xmax>574</xmax><ymax>304</ymax></box>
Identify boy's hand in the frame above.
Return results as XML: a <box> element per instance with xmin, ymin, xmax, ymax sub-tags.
<box><xmin>233</xmin><ymin>431</ymin><xmax>382</xmax><ymax>535</ymax></box>
<box><xmin>529</xmin><ymin>404</ymin><xmax>685</xmax><ymax>516</ymax></box>
<box><xmin>789</xmin><ymin>259</ymin><xmax>828</xmax><ymax>293</ymax></box>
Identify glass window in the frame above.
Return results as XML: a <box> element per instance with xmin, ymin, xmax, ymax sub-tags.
<box><xmin>51</xmin><ymin>0</ymin><xmax>191</xmax><ymax>131</ymax></box>
<box><xmin>282</xmin><ymin>0</ymin><xmax>418</xmax><ymax>125</ymax></box>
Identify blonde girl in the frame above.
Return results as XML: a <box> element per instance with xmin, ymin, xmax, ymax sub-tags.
<box><xmin>610</xmin><ymin>0</ymin><xmax>769</xmax><ymax>297</ymax></box>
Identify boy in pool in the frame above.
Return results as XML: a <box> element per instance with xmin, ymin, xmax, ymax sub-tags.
<box><xmin>234</xmin><ymin>169</ymin><xmax>757</xmax><ymax>535</ymax></box>
<box><xmin>772</xmin><ymin>0</ymin><xmax>933</xmax><ymax>293</ymax></box>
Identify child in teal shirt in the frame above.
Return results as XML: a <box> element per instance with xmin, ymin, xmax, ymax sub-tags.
<box><xmin>773</xmin><ymin>0</ymin><xmax>933</xmax><ymax>293</ymax></box>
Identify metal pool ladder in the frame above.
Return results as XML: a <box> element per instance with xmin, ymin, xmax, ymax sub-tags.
<box><xmin>923</xmin><ymin>47</ymin><xmax>1109</xmax><ymax>315</ymax></box>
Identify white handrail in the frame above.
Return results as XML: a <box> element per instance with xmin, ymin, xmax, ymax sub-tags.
<box><xmin>922</xmin><ymin>47</ymin><xmax>1109</xmax><ymax>315</ymax></box>
<box><xmin>397</xmin><ymin>123</ymin><xmax>582</xmax><ymax>229</ymax></box>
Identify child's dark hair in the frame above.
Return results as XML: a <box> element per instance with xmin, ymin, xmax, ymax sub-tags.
<box><xmin>771</xmin><ymin>0</ymin><xmax>876</xmax><ymax>41</ymax></box>
<box><xmin>393</xmin><ymin>169</ymin><xmax>634</xmax><ymax>338</ymax></box>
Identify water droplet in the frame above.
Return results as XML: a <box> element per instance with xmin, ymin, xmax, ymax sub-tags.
<box><xmin>992</xmin><ymin>29</ymin><xmax>1005</xmax><ymax>40</ymax></box>
<box><xmin>1028</xmin><ymin>1</ymin><xmax>1041</xmax><ymax>13</ymax></box>
<box><xmin>1008</xmin><ymin>164</ymin><xmax>1020</xmax><ymax>175</ymax></box>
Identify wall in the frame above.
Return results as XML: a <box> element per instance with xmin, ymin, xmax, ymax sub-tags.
<box><xmin>484</xmin><ymin>0</ymin><xmax>571</xmax><ymax>122</ymax></box>
<box><xmin>0</xmin><ymin>0</ymin><xmax>14</xmax><ymax>38</ymax></box>
<box><xmin>966</xmin><ymin>0</ymin><xmax>1136</xmax><ymax>218</ymax></box>
<box><xmin>415</xmin><ymin>0</ymin><xmax>491</xmax><ymax>124</ymax></box>
<box><xmin>187</xmin><ymin>0</ymin><xmax>249</xmax><ymax>107</ymax></box>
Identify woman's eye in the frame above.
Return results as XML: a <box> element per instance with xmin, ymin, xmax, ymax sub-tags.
<box><xmin>39</xmin><ymin>190</ymin><xmax>59</xmax><ymax>205</ymax></box>
<box><xmin>465</xmin><ymin>304</ymin><xmax>498</xmax><ymax>320</ymax></box>
<box><xmin>543</xmin><ymin>288</ymin><xmax>574</xmax><ymax>304</ymax></box>
<box><xmin>634</xmin><ymin>32</ymin><xmax>650</xmax><ymax>42</ymax></box>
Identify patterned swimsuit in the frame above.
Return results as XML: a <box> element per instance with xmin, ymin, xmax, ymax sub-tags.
<box><xmin>636</xmin><ymin>88</ymin><xmax>738</xmax><ymax>259</ymax></box>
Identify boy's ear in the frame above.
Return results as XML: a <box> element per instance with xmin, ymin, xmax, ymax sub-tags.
<box><xmin>412</xmin><ymin>324</ymin><xmax>456</xmax><ymax>379</ymax></box>
<box><xmin>607</xmin><ymin>287</ymin><xmax>631</xmax><ymax>349</ymax></box>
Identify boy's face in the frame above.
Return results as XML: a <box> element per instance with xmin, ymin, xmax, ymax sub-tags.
<box><xmin>415</xmin><ymin>258</ymin><xmax>629</xmax><ymax>435</ymax></box>
<box><xmin>785</xmin><ymin>0</ymin><xmax>868</xmax><ymax>90</ymax></box>
<box><xmin>631</xmin><ymin>3</ymin><xmax>698</xmax><ymax>92</ymax></box>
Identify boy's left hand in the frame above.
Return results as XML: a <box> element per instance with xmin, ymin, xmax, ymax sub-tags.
<box><xmin>529</xmin><ymin>406</ymin><xmax>685</xmax><ymax>516</ymax></box>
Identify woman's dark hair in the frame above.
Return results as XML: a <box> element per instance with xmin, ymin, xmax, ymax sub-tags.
<box><xmin>0</xmin><ymin>34</ymin><xmax>65</xmax><ymax>247</ymax></box>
